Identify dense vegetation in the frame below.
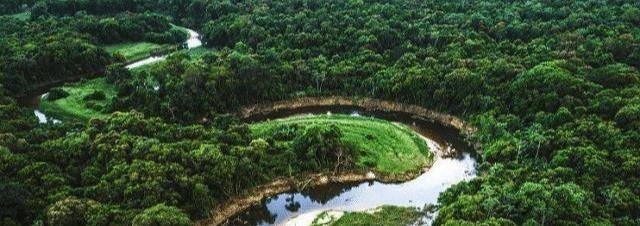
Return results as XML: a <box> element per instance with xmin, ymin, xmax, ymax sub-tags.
<box><xmin>0</xmin><ymin>11</ymin><xmax>185</xmax><ymax>96</ymax></box>
<box><xmin>0</xmin><ymin>0</ymin><xmax>35</xmax><ymax>15</ymax></box>
<box><xmin>1</xmin><ymin>0</ymin><xmax>640</xmax><ymax>225</ymax></box>
<box><xmin>1</xmin><ymin>111</ymin><xmax>361</xmax><ymax>225</ymax></box>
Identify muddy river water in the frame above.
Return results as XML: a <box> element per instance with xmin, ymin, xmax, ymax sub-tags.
<box><xmin>224</xmin><ymin>106</ymin><xmax>479</xmax><ymax>226</ymax></box>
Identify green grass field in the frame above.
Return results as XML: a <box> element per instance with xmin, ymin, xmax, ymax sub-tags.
<box><xmin>250</xmin><ymin>114</ymin><xmax>432</xmax><ymax>174</ymax></box>
<box><xmin>40</xmin><ymin>78</ymin><xmax>117</xmax><ymax>121</ymax></box>
<box><xmin>104</xmin><ymin>42</ymin><xmax>172</xmax><ymax>62</ymax></box>
<box><xmin>312</xmin><ymin>206</ymin><xmax>424</xmax><ymax>226</ymax></box>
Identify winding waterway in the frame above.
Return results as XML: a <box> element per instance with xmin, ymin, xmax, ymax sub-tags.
<box><xmin>223</xmin><ymin>106</ymin><xmax>478</xmax><ymax>226</ymax></box>
<box><xmin>19</xmin><ymin>28</ymin><xmax>202</xmax><ymax>122</ymax></box>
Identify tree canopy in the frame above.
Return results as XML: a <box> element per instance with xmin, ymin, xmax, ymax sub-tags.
<box><xmin>1</xmin><ymin>0</ymin><xmax>640</xmax><ymax>225</ymax></box>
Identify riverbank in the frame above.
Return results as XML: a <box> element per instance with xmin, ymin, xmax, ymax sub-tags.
<box><xmin>105</xmin><ymin>42</ymin><xmax>178</xmax><ymax>64</ymax></box>
<box><xmin>239</xmin><ymin>96</ymin><xmax>475</xmax><ymax>136</ymax></box>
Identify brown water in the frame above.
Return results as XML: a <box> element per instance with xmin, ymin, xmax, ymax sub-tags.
<box><xmin>225</xmin><ymin>106</ymin><xmax>478</xmax><ymax>225</ymax></box>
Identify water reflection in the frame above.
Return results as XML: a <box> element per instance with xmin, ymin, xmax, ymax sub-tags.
<box><xmin>226</xmin><ymin>153</ymin><xmax>475</xmax><ymax>226</ymax></box>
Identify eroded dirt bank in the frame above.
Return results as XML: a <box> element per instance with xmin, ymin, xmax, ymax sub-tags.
<box><xmin>239</xmin><ymin>96</ymin><xmax>475</xmax><ymax>135</ymax></box>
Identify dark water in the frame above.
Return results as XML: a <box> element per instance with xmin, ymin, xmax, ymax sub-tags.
<box><xmin>226</xmin><ymin>106</ymin><xmax>478</xmax><ymax>226</ymax></box>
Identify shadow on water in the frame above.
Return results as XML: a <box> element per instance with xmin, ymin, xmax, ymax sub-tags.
<box><xmin>226</xmin><ymin>106</ymin><xmax>479</xmax><ymax>226</ymax></box>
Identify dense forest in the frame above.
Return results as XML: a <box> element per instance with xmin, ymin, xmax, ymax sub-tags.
<box><xmin>2</xmin><ymin>0</ymin><xmax>640</xmax><ymax>225</ymax></box>
<box><xmin>0</xmin><ymin>11</ymin><xmax>186</xmax><ymax>96</ymax></box>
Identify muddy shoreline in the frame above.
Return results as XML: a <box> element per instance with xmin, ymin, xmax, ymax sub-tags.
<box><xmin>198</xmin><ymin>97</ymin><xmax>478</xmax><ymax>226</ymax></box>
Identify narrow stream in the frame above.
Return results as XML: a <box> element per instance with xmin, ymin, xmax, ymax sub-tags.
<box><xmin>18</xmin><ymin>92</ymin><xmax>60</xmax><ymax>124</ymax></box>
<box><xmin>226</xmin><ymin>107</ymin><xmax>478</xmax><ymax>226</ymax></box>
<box><xmin>19</xmin><ymin>28</ymin><xmax>202</xmax><ymax>122</ymax></box>
<box><xmin>126</xmin><ymin>28</ymin><xmax>202</xmax><ymax>69</ymax></box>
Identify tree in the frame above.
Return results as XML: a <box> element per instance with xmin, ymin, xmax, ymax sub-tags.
<box><xmin>46</xmin><ymin>197</ymin><xmax>98</xmax><ymax>226</ymax></box>
<box><xmin>293</xmin><ymin>124</ymin><xmax>346</xmax><ymax>170</ymax></box>
<box><xmin>132</xmin><ymin>204</ymin><xmax>191</xmax><ymax>226</ymax></box>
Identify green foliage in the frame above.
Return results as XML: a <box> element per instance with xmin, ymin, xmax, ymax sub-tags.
<box><xmin>104</xmin><ymin>42</ymin><xmax>172</xmax><ymax>62</ymax></box>
<box><xmin>46</xmin><ymin>196</ymin><xmax>97</xmax><ymax>226</ymax></box>
<box><xmin>1</xmin><ymin>0</ymin><xmax>640</xmax><ymax>225</ymax></box>
<box><xmin>0</xmin><ymin>17</ymin><xmax>112</xmax><ymax>96</ymax></box>
<box><xmin>47</xmin><ymin>88</ymin><xmax>70</xmax><ymax>101</ymax></box>
<box><xmin>72</xmin><ymin>13</ymin><xmax>187</xmax><ymax>44</ymax></box>
<box><xmin>252</xmin><ymin>115</ymin><xmax>432</xmax><ymax>174</ymax></box>
<box><xmin>82</xmin><ymin>91</ymin><xmax>106</xmax><ymax>101</ymax></box>
<box><xmin>40</xmin><ymin>78</ymin><xmax>116</xmax><ymax>121</ymax></box>
<box><xmin>132</xmin><ymin>204</ymin><xmax>191</xmax><ymax>226</ymax></box>
<box><xmin>0</xmin><ymin>1</ymin><xmax>35</xmax><ymax>15</ymax></box>
<box><xmin>312</xmin><ymin>206</ymin><xmax>424</xmax><ymax>226</ymax></box>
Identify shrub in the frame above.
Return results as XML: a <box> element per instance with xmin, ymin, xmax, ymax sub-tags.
<box><xmin>132</xmin><ymin>204</ymin><xmax>191</xmax><ymax>226</ymax></box>
<box><xmin>46</xmin><ymin>88</ymin><xmax>69</xmax><ymax>101</ymax></box>
<box><xmin>83</xmin><ymin>91</ymin><xmax>106</xmax><ymax>101</ymax></box>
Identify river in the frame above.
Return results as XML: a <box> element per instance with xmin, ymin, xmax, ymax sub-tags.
<box><xmin>223</xmin><ymin>106</ymin><xmax>478</xmax><ymax>226</ymax></box>
<box><xmin>20</xmin><ymin>28</ymin><xmax>202</xmax><ymax>122</ymax></box>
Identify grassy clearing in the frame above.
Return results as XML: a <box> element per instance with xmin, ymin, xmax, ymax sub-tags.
<box><xmin>250</xmin><ymin>114</ymin><xmax>432</xmax><ymax>174</ymax></box>
<box><xmin>311</xmin><ymin>206</ymin><xmax>424</xmax><ymax>226</ymax></box>
<box><xmin>104</xmin><ymin>42</ymin><xmax>171</xmax><ymax>62</ymax></box>
<box><xmin>40</xmin><ymin>78</ymin><xmax>116</xmax><ymax>121</ymax></box>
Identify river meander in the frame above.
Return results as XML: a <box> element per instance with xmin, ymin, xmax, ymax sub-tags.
<box><xmin>223</xmin><ymin>106</ymin><xmax>478</xmax><ymax>226</ymax></box>
<box><xmin>18</xmin><ymin>28</ymin><xmax>202</xmax><ymax>122</ymax></box>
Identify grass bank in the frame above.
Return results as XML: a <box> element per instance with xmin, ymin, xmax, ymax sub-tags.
<box><xmin>250</xmin><ymin>114</ymin><xmax>432</xmax><ymax>174</ymax></box>
<box><xmin>40</xmin><ymin>78</ymin><xmax>116</xmax><ymax>121</ymax></box>
<box><xmin>311</xmin><ymin>206</ymin><xmax>424</xmax><ymax>226</ymax></box>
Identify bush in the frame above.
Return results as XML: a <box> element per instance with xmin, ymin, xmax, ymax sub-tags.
<box><xmin>83</xmin><ymin>91</ymin><xmax>106</xmax><ymax>101</ymax></box>
<box><xmin>84</xmin><ymin>102</ymin><xmax>103</xmax><ymax>111</ymax></box>
<box><xmin>46</xmin><ymin>197</ymin><xmax>98</xmax><ymax>226</ymax></box>
<box><xmin>132</xmin><ymin>204</ymin><xmax>191</xmax><ymax>226</ymax></box>
<box><xmin>46</xmin><ymin>88</ymin><xmax>69</xmax><ymax>101</ymax></box>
